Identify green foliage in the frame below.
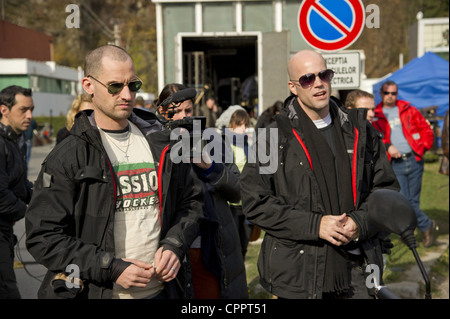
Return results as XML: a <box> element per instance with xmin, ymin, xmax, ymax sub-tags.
<box><xmin>3</xmin><ymin>0</ymin><xmax>158</xmax><ymax>95</ymax></box>
<box><xmin>423</xmin><ymin>152</ymin><xmax>440</xmax><ymax>163</ymax></box>
<box><xmin>3</xmin><ymin>0</ymin><xmax>448</xmax><ymax>90</ymax></box>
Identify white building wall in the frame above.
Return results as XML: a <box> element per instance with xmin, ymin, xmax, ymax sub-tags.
<box><xmin>0</xmin><ymin>59</ymin><xmax>79</xmax><ymax>81</ymax></box>
<box><xmin>0</xmin><ymin>58</ymin><xmax>81</xmax><ymax>117</ymax></box>
<box><xmin>32</xmin><ymin>92</ymin><xmax>77</xmax><ymax>117</ymax></box>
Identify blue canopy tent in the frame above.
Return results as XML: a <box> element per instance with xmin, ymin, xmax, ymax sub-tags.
<box><xmin>373</xmin><ymin>51</ymin><xmax>449</xmax><ymax>147</ymax></box>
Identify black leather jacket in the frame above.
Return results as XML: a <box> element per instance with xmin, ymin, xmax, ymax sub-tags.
<box><xmin>25</xmin><ymin>109</ymin><xmax>203</xmax><ymax>299</ymax></box>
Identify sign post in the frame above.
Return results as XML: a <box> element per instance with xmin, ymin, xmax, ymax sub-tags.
<box><xmin>298</xmin><ymin>0</ymin><xmax>365</xmax><ymax>52</ymax></box>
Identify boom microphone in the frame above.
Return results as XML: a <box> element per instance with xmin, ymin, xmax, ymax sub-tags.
<box><xmin>171</xmin><ymin>88</ymin><xmax>197</xmax><ymax>104</ymax></box>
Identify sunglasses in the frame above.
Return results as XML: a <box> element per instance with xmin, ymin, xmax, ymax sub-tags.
<box><xmin>88</xmin><ymin>75</ymin><xmax>143</xmax><ymax>95</ymax></box>
<box><xmin>382</xmin><ymin>91</ymin><xmax>398</xmax><ymax>96</ymax></box>
<box><xmin>291</xmin><ymin>69</ymin><xmax>335</xmax><ymax>89</ymax></box>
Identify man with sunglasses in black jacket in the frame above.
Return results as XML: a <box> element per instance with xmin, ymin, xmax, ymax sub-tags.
<box><xmin>241</xmin><ymin>50</ymin><xmax>400</xmax><ymax>299</ymax></box>
<box><xmin>25</xmin><ymin>45</ymin><xmax>202</xmax><ymax>299</ymax></box>
<box><xmin>0</xmin><ymin>85</ymin><xmax>34</xmax><ymax>298</ymax></box>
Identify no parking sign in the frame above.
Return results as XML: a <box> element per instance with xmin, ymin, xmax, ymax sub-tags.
<box><xmin>298</xmin><ymin>0</ymin><xmax>365</xmax><ymax>52</ymax></box>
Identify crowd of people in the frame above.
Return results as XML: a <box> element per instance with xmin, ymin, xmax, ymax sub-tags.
<box><xmin>0</xmin><ymin>44</ymin><xmax>443</xmax><ymax>299</ymax></box>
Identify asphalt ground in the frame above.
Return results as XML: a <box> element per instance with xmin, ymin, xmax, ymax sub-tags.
<box><xmin>13</xmin><ymin>141</ymin><xmax>54</xmax><ymax>299</ymax></box>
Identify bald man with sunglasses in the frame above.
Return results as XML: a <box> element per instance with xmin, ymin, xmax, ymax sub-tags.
<box><xmin>240</xmin><ymin>50</ymin><xmax>399</xmax><ymax>299</ymax></box>
<box><xmin>25</xmin><ymin>45</ymin><xmax>202</xmax><ymax>299</ymax></box>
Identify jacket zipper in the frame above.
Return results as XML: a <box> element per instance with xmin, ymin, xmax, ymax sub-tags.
<box><xmin>292</xmin><ymin>128</ymin><xmax>317</xmax><ymax>297</ymax></box>
<box><xmin>351</xmin><ymin>127</ymin><xmax>359</xmax><ymax>208</ymax></box>
<box><xmin>268</xmin><ymin>237</ymin><xmax>276</xmax><ymax>292</ymax></box>
<box><xmin>105</xmin><ymin>158</ymin><xmax>117</xmax><ymax>203</ymax></box>
<box><xmin>292</xmin><ymin>129</ymin><xmax>313</xmax><ymax>170</ymax></box>
<box><xmin>98</xmin><ymin>156</ymin><xmax>117</xmax><ymax>299</ymax></box>
<box><xmin>157</xmin><ymin>144</ymin><xmax>169</xmax><ymax>228</ymax></box>
<box><xmin>219</xmin><ymin>225</ymin><xmax>228</xmax><ymax>291</ymax></box>
<box><xmin>312</xmin><ymin>245</ymin><xmax>318</xmax><ymax>299</ymax></box>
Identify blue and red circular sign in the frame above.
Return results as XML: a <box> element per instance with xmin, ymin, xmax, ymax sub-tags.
<box><xmin>298</xmin><ymin>0</ymin><xmax>365</xmax><ymax>52</ymax></box>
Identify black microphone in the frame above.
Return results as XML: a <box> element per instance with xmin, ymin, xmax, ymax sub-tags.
<box><xmin>171</xmin><ymin>88</ymin><xmax>197</xmax><ymax>104</ymax></box>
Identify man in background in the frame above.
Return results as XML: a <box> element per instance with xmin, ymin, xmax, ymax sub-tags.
<box><xmin>25</xmin><ymin>45</ymin><xmax>202</xmax><ymax>299</ymax></box>
<box><xmin>345</xmin><ymin>89</ymin><xmax>375</xmax><ymax>122</ymax></box>
<box><xmin>0</xmin><ymin>85</ymin><xmax>34</xmax><ymax>298</ymax></box>
<box><xmin>372</xmin><ymin>80</ymin><xmax>435</xmax><ymax>247</ymax></box>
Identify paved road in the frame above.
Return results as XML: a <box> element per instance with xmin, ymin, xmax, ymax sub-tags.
<box><xmin>13</xmin><ymin>141</ymin><xmax>55</xmax><ymax>299</ymax></box>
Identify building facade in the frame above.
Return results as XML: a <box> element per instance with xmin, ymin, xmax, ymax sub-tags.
<box><xmin>0</xmin><ymin>58</ymin><xmax>81</xmax><ymax>117</ymax></box>
<box><xmin>409</xmin><ymin>16</ymin><xmax>449</xmax><ymax>61</ymax></box>
<box><xmin>152</xmin><ymin>0</ymin><xmax>317</xmax><ymax>114</ymax></box>
<box><xmin>0</xmin><ymin>19</ymin><xmax>54</xmax><ymax>61</ymax></box>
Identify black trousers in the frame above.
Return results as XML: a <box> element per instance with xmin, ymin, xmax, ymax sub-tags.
<box><xmin>0</xmin><ymin>230</ymin><xmax>21</xmax><ymax>299</ymax></box>
<box><xmin>322</xmin><ymin>255</ymin><xmax>374</xmax><ymax>299</ymax></box>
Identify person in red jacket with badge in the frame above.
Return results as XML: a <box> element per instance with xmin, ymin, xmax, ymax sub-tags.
<box><xmin>372</xmin><ymin>80</ymin><xmax>436</xmax><ymax>247</ymax></box>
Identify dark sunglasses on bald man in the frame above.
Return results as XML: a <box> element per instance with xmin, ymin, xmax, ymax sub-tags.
<box><xmin>290</xmin><ymin>69</ymin><xmax>334</xmax><ymax>89</ymax></box>
<box><xmin>382</xmin><ymin>91</ymin><xmax>397</xmax><ymax>96</ymax></box>
<box><xmin>88</xmin><ymin>75</ymin><xmax>143</xmax><ymax>95</ymax></box>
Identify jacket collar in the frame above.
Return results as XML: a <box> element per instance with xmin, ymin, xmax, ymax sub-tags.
<box><xmin>0</xmin><ymin>122</ymin><xmax>23</xmax><ymax>142</ymax></box>
<box><xmin>281</xmin><ymin>94</ymin><xmax>350</xmax><ymax>127</ymax></box>
<box><xmin>71</xmin><ymin>108</ymin><xmax>164</xmax><ymax>140</ymax></box>
<box><xmin>375</xmin><ymin>99</ymin><xmax>411</xmax><ymax>111</ymax></box>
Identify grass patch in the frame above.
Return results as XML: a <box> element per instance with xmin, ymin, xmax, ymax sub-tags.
<box><xmin>245</xmin><ymin>236</ymin><xmax>274</xmax><ymax>299</ymax></box>
<box><xmin>373</xmin><ymin>160</ymin><xmax>448</xmax><ymax>283</ymax></box>
<box><xmin>429</xmin><ymin>247</ymin><xmax>449</xmax><ymax>297</ymax></box>
<box><xmin>432</xmin><ymin>247</ymin><xmax>449</xmax><ymax>278</ymax></box>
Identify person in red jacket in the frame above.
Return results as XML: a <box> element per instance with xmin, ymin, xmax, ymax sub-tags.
<box><xmin>372</xmin><ymin>80</ymin><xmax>436</xmax><ymax>247</ymax></box>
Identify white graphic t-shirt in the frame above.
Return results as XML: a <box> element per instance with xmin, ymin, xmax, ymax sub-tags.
<box><xmin>99</xmin><ymin>121</ymin><xmax>163</xmax><ymax>299</ymax></box>
<box><xmin>384</xmin><ymin>106</ymin><xmax>412</xmax><ymax>154</ymax></box>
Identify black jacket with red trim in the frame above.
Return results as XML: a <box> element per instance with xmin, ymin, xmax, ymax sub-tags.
<box><xmin>240</xmin><ymin>95</ymin><xmax>400</xmax><ymax>299</ymax></box>
<box><xmin>25</xmin><ymin>109</ymin><xmax>203</xmax><ymax>299</ymax></box>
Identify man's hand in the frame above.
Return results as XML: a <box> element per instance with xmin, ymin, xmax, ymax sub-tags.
<box><xmin>319</xmin><ymin>213</ymin><xmax>359</xmax><ymax>246</ymax></box>
<box><xmin>388</xmin><ymin>145</ymin><xmax>401</xmax><ymax>159</ymax></box>
<box><xmin>206</xmin><ymin>98</ymin><xmax>218</xmax><ymax>112</ymax></box>
<box><xmin>115</xmin><ymin>259</ymin><xmax>154</xmax><ymax>289</ymax></box>
<box><xmin>192</xmin><ymin>151</ymin><xmax>213</xmax><ymax>170</ymax></box>
<box><xmin>153</xmin><ymin>247</ymin><xmax>181</xmax><ymax>282</ymax></box>
<box><xmin>342</xmin><ymin>217</ymin><xmax>359</xmax><ymax>242</ymax></box>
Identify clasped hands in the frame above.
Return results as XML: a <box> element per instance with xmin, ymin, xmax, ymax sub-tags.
<box><xmin>319</xmin><ymin>213</ymin><xmax>359</xmax><ymax>246</ymax></box>
<box><xmin>115</xmin><ymin>247</ymin><xmax>180</xmax><ymax>289</ymax></box>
